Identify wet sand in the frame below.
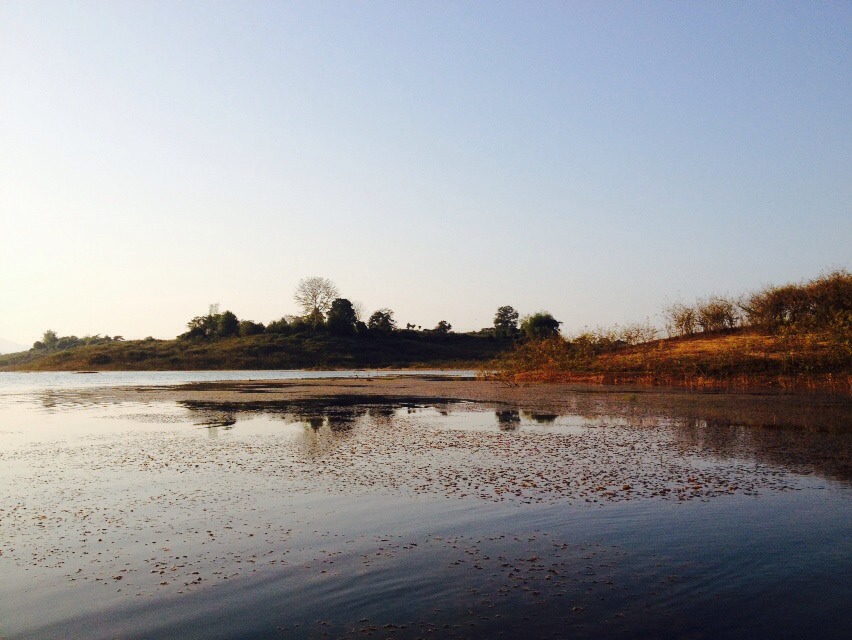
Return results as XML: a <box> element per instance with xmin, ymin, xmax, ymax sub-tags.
<box><xmin>80</xmin><ymin>376</ymin><xmax>852</xmax><ymax>433</ymax></box>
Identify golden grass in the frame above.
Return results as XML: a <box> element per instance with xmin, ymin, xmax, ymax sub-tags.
<box><xmin>486</xmin><ymin>329</ymin><xmax>851</xmax><ymax>394</ymax></box>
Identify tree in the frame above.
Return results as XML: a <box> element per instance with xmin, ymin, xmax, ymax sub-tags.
<box><xmin>265</xmin><ymin>317</ymin><xmax>290</xmax><ymax>334</ymax></box>
<box><xmin>239</xmin><ymin>320</ymin><xmax>265</xmax><ymax>337</ymax></box>
<box><xmin>294</xmin><ymin>277</ymin><xmax>339</xmax><ymax>316</ymax></box>
<box><xmin>368</xmin><ymin>308</ymin><xmax>396</xmax><ymax>333</ymax></box>
<box><xmin>41</xmin><ymin>330</ymin><xmax>59</xmax><ymax>349</ymax></box>
<box><xmin>433</xmin><ymin>320</ymin><xmax>452</xmax><ymax>334</ymax></box>
<box><xmin>494</xmin><ymin>306</ymin><xmax>519</xmax><ymax>339</ymax></box>
<box><xmin>183</xmin><ymin>308</ymin><xmax>240</xmax><ymax>339</ymax></box>
<box><xmin>327</xmin><ymin>298</ymin><xmax>358</xmax><ymax>335</ymax></box>
<box><xmin>216</xmin><ymin>311</ymin><xmax>240</xmax><ymax>337</ymax></box>
<box><xmin>520</xmin><ymin>312</ymin><xmax>562</xmax><ymax>339</ymax></box>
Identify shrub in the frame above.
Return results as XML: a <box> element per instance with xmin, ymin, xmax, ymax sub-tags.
<box><xmin>368</xmin><ymin>308</ymin><xmax>396</xmax><ymax>333</ymax></box>
<box><xmin>520</xmin><ymin>312</ymin><xmax>561</xmax><ymax>339</ymax></box>
<box><xmin>696</xmin><ymin>296</ymin><xmax>740</xmax><ymax>332</ymax></box>
<box><xmin>664</xmin><ymin>303</ymin><xmax>698</xmax><ymax>337</ymax></box>
<box><xmin>239</xmin><ymin>320</ymin><xmax>266</xmax><ymax>337</ymax></box>
<box><xmin>742</xmin><ymin>269</ymin><xmax>852</xmax><ymax>332</ymax></box>
<box><xmin>265</xmin><ymin>317</ymin><xmax>290</xmax><ymax>335</ymax></box>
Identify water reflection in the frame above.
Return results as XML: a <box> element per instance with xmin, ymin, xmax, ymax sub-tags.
<box><xmin>170</xmin><ymin>397</ymin><xmax>851</xmax><ymax>485</ymax></box>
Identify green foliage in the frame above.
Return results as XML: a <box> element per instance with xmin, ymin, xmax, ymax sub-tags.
<box><xmin>368</xmin><ymin>308</ymin><xmax>396</xmax><ymax>333</ymax></box>
<box><xmin>3</xmin><ymin>331</ymin><xmax>506</xmax><ymax>371</ymax></box>
<box><xmin>239</xmin><ymin>320</ymin><xmax>265</xmax><ymax>337</ymax></box>
<box><xmin>265</xmin><ymin>317</ymin><xmax>290</xmax><ymax>335</ymax></box>
<box><xmin>305</xmin><ymin>308</ymin><xmax>326</xmax><ymax>330</ymax></box>
<box><xmin>493</xmin><ymin>305</ymin><xmax>519</xmax><ymax>339</ymax></box>
<box><xmin>217</xmin><ymin>311</ymin><xmax>240</xmax><ymax>337</ymax></box>
<box><xmin>520</xmin><ymin>312</ymin><xmax>561</xmax><ymax>339</ymax></box>
<box><xmin>183</xmin><ymin>309</ymin><xmax>241</xmax><ymax>340</ymax></box>
<box><xmin>327</xmin><ymin>298</ymin><xmax>358</xmax><ymax>336</ymax></box>
<box><xmin>32</xmin><ymin>330</ymin><xmax>120</xmax><ymax>352</ymax></box>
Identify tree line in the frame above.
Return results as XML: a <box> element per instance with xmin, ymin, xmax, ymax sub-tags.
<box><xmin>663</xmin><ymin>269</ymin><xmax>850</xmax><ymax>337</ymax></box>
<box><xmin>177</xmin><ymin>276</ymin><xmax>564</xmax><ymax>342</ymax></box>
<box><xmin>30</xmin><ymin>270</ymin><xmax>847</xmax><ymax>353</ymax></box>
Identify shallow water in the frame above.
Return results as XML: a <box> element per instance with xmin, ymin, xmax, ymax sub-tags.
<box><xmin>1</xmin><ymin>377</ymin><xmax>850</xmax><ymax>639</ymax></box>
<box><xmin>0</xmin><ymin>369</ymin><xmax>474</xmax><ymax>392</ymax></box>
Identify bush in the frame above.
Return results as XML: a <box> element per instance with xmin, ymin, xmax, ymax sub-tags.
<box><xmin>520</xmin><ymin>312</ymin><xmax>561</xmax><ymax>339</ymax></box>
<box><xmin>743</xmin><ymin>269</ymin><xmax>852</xmax><ymax>332</ymax></box>
<box><xmin>664</xmin><ymin>303</ymin><xmax>698</xmax><ymax>337</ymax></box>
<box><xmin>239</xmin><ymin>320</ymin><xmax>266</xmax><ymax>337</ymax></box>
<box><xmin>368</xmin><ymin>308</ymin><xmax>396</xmax><ymax>333</ymax></box>
<box><xmin>265</xmin><ymin>317</ymin><xmax>290</xmax><ymax>335</ymax></box>
<box><xmin>696</xmin><ymin>296</ymin><xmax>740</xmax><ymax>332</ymax></box>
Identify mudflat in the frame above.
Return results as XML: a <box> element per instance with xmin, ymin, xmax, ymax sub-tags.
<box><xmin>96</xmin><ymin>375</ymin><xmax>851</xmax><ymax>432</ymax></box>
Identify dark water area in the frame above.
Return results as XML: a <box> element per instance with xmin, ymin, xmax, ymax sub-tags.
<box><xmin>1</xmin><ymin>380</ymin><xmax>850</xmax><ymax>639</ymax></box>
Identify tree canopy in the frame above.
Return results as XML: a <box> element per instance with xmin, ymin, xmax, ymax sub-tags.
<box><xmin>493</xmin><ymin>305</ymin><xmax>519</xmax><ymax>339</ymax></box>
<box><xmin>368</xmin><ymin>308</ymin><xmax>396</xmax><ymax>333</ymax></box>
<box><xmin>326</xmin><ymin>298</ymin><xmax>358</xmax><ymax>335</ymax></box>
<box><xmin>520</xmin><ymin>312</ymin><xmax>562</xmax><ymax>339</ymax></box>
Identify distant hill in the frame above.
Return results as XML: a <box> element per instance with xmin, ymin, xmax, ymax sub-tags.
<box><xmin>0</xmin><ymin>331</ymin><xmax>508</xmax><ymax>371</ymax></box>
<box><xmin>0</xmin><ymin>338</ymin><xmax>28</xmax><ymax>354</ymax></box>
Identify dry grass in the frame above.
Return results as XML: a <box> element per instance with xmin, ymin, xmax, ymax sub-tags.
<box><xmin>486</xmin><ymin>328</ymin><xmax>851</xmax><ymax>393</ymax></box>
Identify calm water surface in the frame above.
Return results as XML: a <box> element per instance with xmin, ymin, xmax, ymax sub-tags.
<box><xmin>0</xmin><ymin>373</ymin><xmax>849</xmax><ymax>639</ymax></box>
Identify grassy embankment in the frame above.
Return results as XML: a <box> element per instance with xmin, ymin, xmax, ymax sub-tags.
<box><xmin>487</xmin><ymin>328</ymin><xmax>850</xmax><ymax>392</ymax></box>
<box><xmin>488</xmin><ymin>271</ymin><xmax>851</xmax><ymax>393</ymax></box>
<box><xmin>0</xmin><ymin>331</ymin><xmax>506</xmax><ymax>371</ymax></box>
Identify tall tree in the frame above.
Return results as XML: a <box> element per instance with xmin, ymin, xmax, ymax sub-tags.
<box><xmin>368</xmin><ymin>308</ymin><xmax>396</xmax><ymax>333</ymax></box>
<box><xmin>327</xmin><ymin>298</ymin><xmax>358</xmax><ymax>335</ymax></box>
<box><xmin>493</xmin><ymin>305</ymin><xmax>519</xmax><ymax>339</ymax></box>
<box><xmin>294</xmin><ymin>277</ymin><xmax>339</xmax><ymax>316</ymax></box>
<box><xmin>520</xmin><ymin>312</ymin><xmax>561</xmax><ymax>339</ymax></box>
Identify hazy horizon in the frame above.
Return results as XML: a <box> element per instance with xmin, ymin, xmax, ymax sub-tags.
<box><xmin>2</xmin><ymin>1</ymin><xmax>850</xmax><ymax>345</ymax></box>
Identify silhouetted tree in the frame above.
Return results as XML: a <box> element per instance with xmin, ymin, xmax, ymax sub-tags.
<box><xmin>326</xmin><ymin>298</ymin><xmax>358</xmax><ymax>335</ymax></box>
<box><xmin>265</xmin><ymin>317</ymin><xmax>290</xmax><ymax>334</ymax></box>
<box><xmin>217</xmin><ymin>311</ymin><xmax>240</xmax><ymax>337</ymax></box>
<box><xmin>368</xmin><ymin>308</ymin><xmax>396</xmax><ymax>333</ymax></box>
<box><xmin>520</xmin><ymin>312</ymin><xmax>561</xmax><ymax>339</ymax></box>
<box><xmin>434</xmin><ymin>320</ymin><xmax>452</xmax><ymax>334</ymax></box>
<box><xmin>494</xmin><ymin>306</ymin><xmax>519</xmax><ymax>339</ymax></box>
<box><xmin>239</xmin><ymin>320</ymin><xmax>265</xmax><ymax>336</ymax></box>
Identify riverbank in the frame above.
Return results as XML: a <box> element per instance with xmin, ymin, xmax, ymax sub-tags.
<box><xmin>69</xmin><ymin>376</ymin><xmax>852</xmax><ymax>433</ymax></box>
<box><xmin>489</xmin><ymin>329</ymin><xmax>851</xmax><ymax>394</ymax></box>
<box><xmin>0</xmin><ymin>332</ymin><xmax>506</xmax><ymax>371</ymax></box>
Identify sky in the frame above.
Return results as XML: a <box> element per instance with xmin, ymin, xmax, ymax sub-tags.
<box><xmin>1</xmin><ymin>1</ymin><xmax>850</xmax><ymax>345</ymax></box>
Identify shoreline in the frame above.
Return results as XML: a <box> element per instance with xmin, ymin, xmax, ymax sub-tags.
<box><xmin>77</xmin><ymin>376</ymin><xmax>852</xmax><ymax>433</ymax></box>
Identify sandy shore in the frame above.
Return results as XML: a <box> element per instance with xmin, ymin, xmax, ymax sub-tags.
<box><xmin>83</xmin><ymin>375</ymin><xmax>851</xmax><ymax>432</ymax></box>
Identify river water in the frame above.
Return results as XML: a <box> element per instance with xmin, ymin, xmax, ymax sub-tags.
<box><xmin>0</xmin><ymin>372</ymin><xmax>849</xmax><ymax>639</ymax></box>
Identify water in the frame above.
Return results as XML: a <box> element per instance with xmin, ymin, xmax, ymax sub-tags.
<box><xmin>0</xmin><ymin>374</ymin><xmax>849</xmax><ymax>639</ymax></box>
<box><xmin>0</xmin><ymin>369</ymin><xmax>475</xmax><ymax>392</ymax></box>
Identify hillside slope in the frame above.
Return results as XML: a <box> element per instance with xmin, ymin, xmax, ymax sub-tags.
<box><xmin>0</xmin><ymin>332</ymin><xmax>507</xmax><ymax>371</ymax></box>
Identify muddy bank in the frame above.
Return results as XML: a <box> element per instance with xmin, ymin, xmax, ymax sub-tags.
<box><xmin>65</xmin><ymin>376</ymin><xmax>852</xmax><ymax>433</ymax></box>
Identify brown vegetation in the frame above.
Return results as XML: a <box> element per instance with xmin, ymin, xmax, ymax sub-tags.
<box><xmin>488</xmin><ymin>271</ymin><xmax>852</xmax><ymax>393</ymax></box>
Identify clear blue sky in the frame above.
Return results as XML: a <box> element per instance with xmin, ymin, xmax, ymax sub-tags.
<box><xmin>1</xmin><ymin>1</ymin><xmax>849</xmax><ymax>344</ymax></box>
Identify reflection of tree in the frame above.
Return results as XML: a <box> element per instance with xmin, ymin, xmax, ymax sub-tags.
<box><xmin>496</xmin><ymin>410</ymin><xmax>520</xmax><ymax>431</ymax></box>
<box><xmin>521</xmin><ymin>410</ymin><xmax>557</xmax><ymax>425</ymax></box>
<box><xmin>293</xmin><ymin>407</ymin><xmax>367</xmax><ymax>458</ymax></box>
<box><xmin>174</xmin><ymin>397</ymin><xmax>851</xmax><ymax>484</ymax></box>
